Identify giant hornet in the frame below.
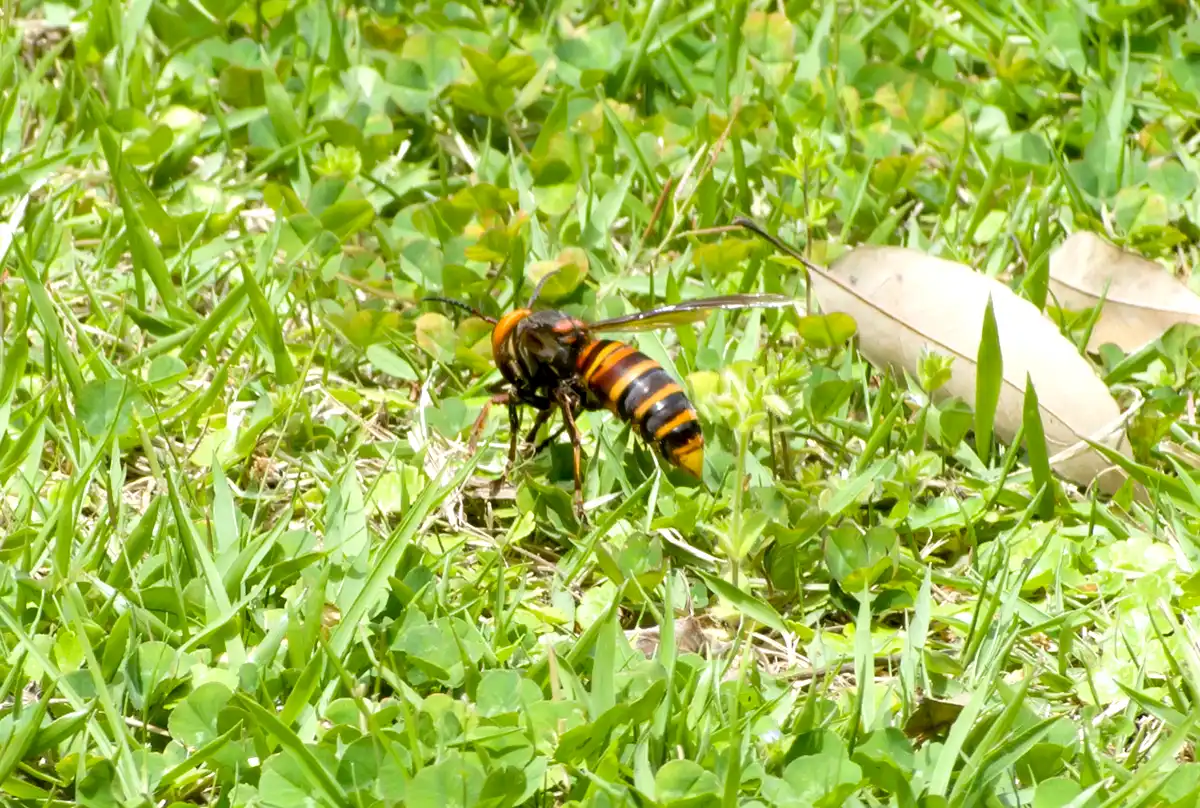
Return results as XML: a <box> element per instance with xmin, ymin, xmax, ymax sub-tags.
<box><xmin>425</xmin><ymin>273</ymin><xmax>795</xmax><ymax>517</ymax></box>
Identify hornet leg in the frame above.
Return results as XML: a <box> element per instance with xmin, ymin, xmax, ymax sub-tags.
<box><xmin>487</xmin><ymin>396</ymin><xmax>523</xmax><ymax>500</ymax></box>
<box><xmin>521</xmin><ymin>407</ymin><xmax>555</xmax><ymax>456</ymax></box>
<box><xmin>506</xmin><ymin>396</ymin><xmax>521</xmax><ymax>472</ymax></box>
<box><xmin>469</xmin><ymin>392</ymin><xmax>511</xmax><ymax>453</ymax></box>
<box><xmin>554</xmin><ymin>387</ymin><xmax>586</xmax><ymax>522</ymax></box>
<box><xmin>530</xmin><ymin>425</ymin><xmax>568</xmax><ymax>457</ymax></box>
<box><xmin>470</xmin><ymin>393</ymin><xmax>523</xmax><ymax>502</ymax></box>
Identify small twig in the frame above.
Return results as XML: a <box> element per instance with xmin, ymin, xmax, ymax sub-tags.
<box><xmin>125</xmin><ymin>716</ymin><xmax>171</xmax><ymax>738</ymax></box>
<box><xmin>668</xmin><ymin>224</ymin><xmax>744</xmax><ymax>241</ymax></box>
<box><xmin>650</xmin><ymin>97</ymin><xmax>743</xmax><ymax>262</ymax></box>
<box><xmin>700</xmin><ymin>96</ymin><xmax>741</xmax><ymax>179</ymax></box>
<box><xmin>788</xmin><ymin>653</ymin><xmax>906</xmax><ymax>684</ymax></box>
<box><xmin>641</xmin><ymin>176</ymin><xmax>675</xmax><ymax>242</ymax></box>
<box><xmin>334</xmin><ymin>273</ymin><xmax>403</xmax><ymax>301</ymax></box>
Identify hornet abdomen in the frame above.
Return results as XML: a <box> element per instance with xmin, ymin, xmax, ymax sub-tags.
<box><xmin>575</xmin><ymin>339</ymin><xmax>703</xmax><ymax>477</ymax></box>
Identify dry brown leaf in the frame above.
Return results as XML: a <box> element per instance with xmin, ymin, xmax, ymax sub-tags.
<box><xmin>1048</xmin><ymin>231</ymin><xmax>1200</xmax><ymax>353</ymax></box>
<box><xmin>903</xmin><ymin>694</ymin><xmax>969</xmax><ymax>741</ymax></box>
<box><xmin>810</xmin><ymin>246</ymin><xmax>1131</xmax><ymax>494</ymax></box>
<box><xmin>627</xmin><ymin>615</ymin><xmax>719</xmax><ymax>658</ymax></box>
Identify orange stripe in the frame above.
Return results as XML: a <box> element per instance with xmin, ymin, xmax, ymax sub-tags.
<box><xmin>582</xmin><ymin>343</ymin><xmax>634</xmax><ymax>384</ymax></box>
<box><xmin>606</xmin><ymin>360</ymin><xmax>660</xmax><ymax>411</ymax></box>
<box><xmin>491</xmin><ymin>309</ymin><xmax>529</xmax><ymax>355</ymax></box>
<box><xmin>576</xmin><ymin>340</ymin><xmax>605</xmax><ymax>370</ymax></box>
<box><xmin>632</xmin><ymin>382</ymin><xmax>682</xmax><ymax>423</ymax></box>
<box><xmin>652</xmin><ymin>408</ymin><xmax>697</xmax><ymax>441</ymax></box>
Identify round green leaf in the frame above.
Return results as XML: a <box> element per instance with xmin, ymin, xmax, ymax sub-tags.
<box><xmin>1032</xmin><ymin>778</ymin><xmax>1087</xmax><ymax>808</ymax></box>
<box><xmin>824</xmin><ymin>524</ymin><xmax>899</xmax><ymax>590</ymax></box>
<box><xmin>406</xmin><ymin>753</ymin><xmax>484</xmax><ymax>808</ymax></box>
<box><xmin>797</xmin><ymin>313</ymin><xmax>857</xmax><ymax>349</ymax></box>
<box><xmin>147</xmin><ymin>355</ymin><xmax>188</xmax><ymax>388</ymax></box>
<box><xmin>415</xmin><ymin>312</ymin><xmax>457</xmax><ymax>363</ymax></box>
<box><xmin>655</xmin><ymin>759</ymin><xmax>720</xmax><ymax>806</ymax></box>
<box><xmin>78</xmin><ymin>379</ymin><xmax>136</xmax><ymax>439</ymax></box>
<box><xmin>168</xmin><ymin>682</ymin><xmax>233</xmax><ymax>747</ymax></box>
<box><xmin>526</xmin><ymin>247</ymin><xmax>588</xmax><ymax>302</ymax></box>
<box><xmin>366</xmin><ymin>344</ymin><xmax>418</xmax><ymax>380</ymax></box>
<box><xmin>477</xmin><ymin>669</ymin><xmax>523</xmax><ymax>717</ymax></box>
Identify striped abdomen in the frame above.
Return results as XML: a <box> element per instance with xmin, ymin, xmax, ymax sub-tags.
<box><xmin>575</xmin><ymin>339</ymin><xmax>703</xmax><ymax>477</ymax></box>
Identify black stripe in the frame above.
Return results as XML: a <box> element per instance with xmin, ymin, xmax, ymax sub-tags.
<box><xmin>657</xmin><ymin>417</ymin><xmax>702</xmax><ymax>460</ymax></box>
<box><xmin>641</xmin><ymin>392</ymin><xmax>694</xmax><ymax>442</ymax></box>
<box><xmin>616</xmin><ymin>366</ymin><xmax>673</xmax><ymax>421</ymax></box>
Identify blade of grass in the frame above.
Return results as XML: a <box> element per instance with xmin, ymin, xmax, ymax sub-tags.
<box><xmin>850</xmin><ymin>584</ymin><xmax>875</xmax><ymax>748</ymax></box>
<box><xmin>281</xmin><ymin>447</ymin><xmax>484</xmax><ymax>725</ymax></box>
<box><xmin>695</xmin><ymin>569</ymin><xmax>788</xmax><ymax>635</ymax></box>
<box><xmin>1022</xmin><ymin>374</ymin><xmax>1056</xmax><ymax>519</ymax></box>
<box><xmin>164</xmin><ymin>469</ymin><xmax>248</xmax><ymax>667</ymax></box>
<box><xmin>900</xmin><ymin>566</ymin><xmax>932</xmax><ymax>720</ymax></box>
<box><xmin>12</xmin><ymin>241</ymin><xmax>85</xmax><ymax>397</ymax></box>
<box><xmin>620</xmin><ymin>0</ymin><xmax>672</xmax><ymax>98</ymax></box>
<box><xmin>90</xmin><ymin>102</ymin><xmax>186</xmax><ymax>316</ymax></box>
<box><xmin>239</xmin><ymin>249</ymin><xmax>297</xmax><ymax>385</ymax></box>
<box><xmin>230</xmin><ymin>693</ymin><xmax>351</xmax><ymax>808</ymax></box>
<box><xmin>974</xmin><ymin>295</ymin><xmax>1002</xmax><ymax>465</ymax></box>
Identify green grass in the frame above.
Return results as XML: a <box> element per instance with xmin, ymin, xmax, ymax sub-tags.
<box><xmin>3</xmin><ymin>1</ymin><xmax>1200</xmax><ymax>806</ymax></box>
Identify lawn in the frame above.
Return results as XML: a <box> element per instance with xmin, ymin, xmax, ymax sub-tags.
<box><xmin>3</xmin><ymin>0</ymin><xmax>1200</xmax><ymax>806</ymax></box>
